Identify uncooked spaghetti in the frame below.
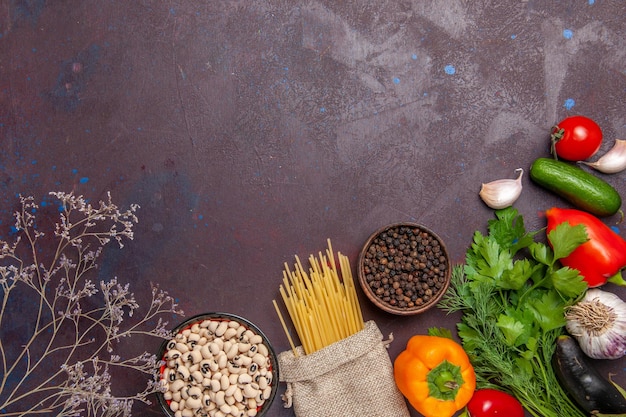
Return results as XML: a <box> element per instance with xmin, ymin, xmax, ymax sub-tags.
<box><xmin>273</xmin><ymin>239</ymin><xmax>364</xmax><ymax>355</ymax></box>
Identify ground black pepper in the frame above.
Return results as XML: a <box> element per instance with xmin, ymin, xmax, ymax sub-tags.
<box><xmin>361</xmin><ymin>225</ymin><xmax>448</xmax><ymax>310</ymax></box>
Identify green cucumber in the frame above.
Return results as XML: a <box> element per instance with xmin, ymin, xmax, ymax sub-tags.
<box><xmin>529</xmin><ymin>157</ymin><xmax>622</xmax><ymax>217</ymax></box>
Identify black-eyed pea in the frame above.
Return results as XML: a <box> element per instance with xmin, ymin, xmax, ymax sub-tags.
<box><xmin>220</xmin><ymin>374</ymin><xmax>230</xmax><ymax>391</ymax></box>
<box><xmin>217</xmin><ymin>352</ymin><xmax>228</xmax><ymax>369</ymax></box>
<box><xmin>219</xmin><ymin>403</ymin><xmax>232</xmax><ymax>415</ymax></box>
<box><xmin>215</xmin><ymin>391</ymin><xmax>226</xmax><ymax>407</ymax></box>
<box><xmin>182</xmin><ymin>328</ymin><xmax>192</xmax><ymax>338</ymax></box>
<box><xmin>209</xmin><ymin>378</ymin><xmax>221</xmax><ymax>393</ymax></box>
<box><xmin>208</xmin><ymin>320</ymin><xmax>220</xmax><ymax>333</ymax></box>
<box><xmin>176</xmin><ymin>342</ymin><xmax>190</xmax><ymax>354</ymax></box>
<box><xmin>214</xmin><ymin>411</ymin><xmax>226</xmax><ymax>417</ymax></box>
<box><xmin>200</xmin><ymin>319</ymin><xmax>211</xmax><ymax>328</ymax></box>
<box><xmin>249</xmin><ymin>335</ymin><xmax>263</xmax><ymax>345</ymax></box>
<box><xmin>181</xmin><ymin>407</ymin><xmax>194</xmax><ymax>417</ymax></box>
<box><xmin>223</xmin><ymin>327</ymin><xmax>238</xmax><ymax>340</ymax></box>
<box><xmin>247</xmin><ymin>410</ymin><xmax>257</xmax><ymax>417</ymax></box>
<box><xmin>251</xmin><ymin>353</ymin><xmax>267</xmax><ymax>368</ymax></box>
<box><xmin>225</xmin><ymin>384</ymin><xmax>238</xmax><ymax>397</ymax></box>
<box><xmin>175</xmin><ymin>332</ymin><xmax>186</xmax><ymax>342</ymax></box>
<box><xmin>186</xmin><ymin>395</ymin><xmax>202</xmax><ymax>410</ymax></box>
<box><xmin>200</xmin><ymin>360</ymin><xmax>212</xmax><ymax>375</ymax></box>
<box><xmin>212</xmin><ymin>371</ymin><xmax>222</xmax><ymax>381</ymax></box>
<box><xmin>225</xmin><ymin>394</ymin><xmax>236</xmax><ymax>406</ymax></box>
<box><xmin>191</xmin><ymin>322</ymin><xmax>201</xmax><ymax>333</ymax></box>
<box><xmin>242</xmin><ymin>383</ymin><xmax>258</xmax><ymax>399</ymax></box>
<box><xmin>188</xmin><ymin>331</ymin><xmax>201</xmax><ymax>342</ymax></box>
<box><xmin>166</xmin><ymin>339</ymin><xmax>178</xmax><ymax>350</ymax></box>
<box><xmin>198</xmin><ymin>336</ymin><xmax>208</xmax><ymax>346</ymax></box>
<box><xmin>228</xmin><ymin>373</ymin><xmax>239</xmax><ymax>385</ymax></box>
<box><xmin>238</xmin><ymin>374</ymin><xmax>252</xmax><ymax>385</ymax></box>
<box><xmin>169</xmin><ymin>379</ymin><xmax>186</xmax><ymax>393</ymax></box>
<box><xmin>189</xmin><ymin>349</ymin><xmax>203</xmax><ymax>364</ymax></box>
<box><xmin>226</xmin><ymin>344</ymin><xmax>239</xmax><ymax>360</ymax></box>
<box><xmin>200</xmin><ymin>344</ymin><xmax>212</xmax><ymax>360</ymax></box>
<box><xmin>257</xmin><ymin>344</ymin><xmax>268</xmax><ymax>357</ymax></box>
<box><xmin>201</xmin><ymin>377</ymin><xmax>212</xmax><ymax>389</ymax></box>
<box><xmin>247</xmin><ymin>363</ymin><xmax>258</xmax><ymax>375</ymax></box>
<box><xmin>181</xmin><ymin>385</ymin><xmax>191</xmax><ymax>400</ymax></box>
<box><xmin>246</xmin><ymin>345</ymin><xmax>258</xmax><ymax>356</ymax></box>
<box><xmin>233</xmin><ymin>387</ymin><xmax>244</xmax><ymax>403</ymax></box>
<box><xmin>236</xmin><ymin>325</ymin><xmax>246</xmax><ymax>339</ymax></box>
<box><xmin>191</xmin><ymin>370</ymin><xmax>203</xmax><ymax>384</ymax></box>
<box><xmin>166</xmin><ymin>349</ymin><xmax>183</xmax><ymax>360</ymax></box>
<box><xmin>163</xmin><ymin>367</ymin><xmax>175</xmax><ymax>382</ymax></box>
<box><xmin>164</xmin><ymin>390</ymin><xmax>173</xmax><ymax>401</ymax></box>
<box><xmin>262</xmin><ymin>387</ymin><xmax>271</xmax><ymax>402</ymax></box>
<box><xmin>257</xmin><ymin>376</ymin><xmax>268</xmax><ymax>390</ymax></box>
<box><xmin>215</xmin><ymin>321</ymin><xmax>228</xmax><ymax>337</ymax></box>
<box><xmin>237</xmin><ymin>343</ymin><xmax>251</xmax><ymax>354</ymax></box>
<box><xmin>208</xmin><ymin>342</ymin><xmax>221</xmax><ymax>356</ymax></box>
<box><xmin>169</xmin><ymin>400</ymin><xmax>180</xmax><ymax>412</ymax></box>
<box><xmin>246</xmin><ymin>398</ymin><xmax>257</xmax><ymax>411</ymax></box>
<box><xmin>172</xmin><ymin>391</ymin><xmax>182</xmax><ymax>403</ymax></box>
<box><xmin>202</xmin><ymin>393</ymin><xmax>212</xmax><ymax>407</ymax></box>
<box><xmin>177</xmin><ymin>366</ymin><xmax>191</xmax><ymax>381</ymax></box>
<box><xmin>227</xmin><ymin>362</ymin><xmax>242</xmax><ymax>375</ymax></box>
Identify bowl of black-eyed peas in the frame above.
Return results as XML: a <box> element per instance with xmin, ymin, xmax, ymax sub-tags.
<box><xmin>157</xmin><ymin>312</ymin><xmax>279</xmax><ymax>417</ymax></box>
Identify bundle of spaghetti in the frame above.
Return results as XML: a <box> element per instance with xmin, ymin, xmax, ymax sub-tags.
<box><xmin>273</xmin><ymin>239</ymin><xmax>364</xmax><ymax>356</ymax></box>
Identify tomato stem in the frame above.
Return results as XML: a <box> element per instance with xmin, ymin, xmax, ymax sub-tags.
<box><xmin>550</xmin><ymin>127</ymin><xmax>565</xmax><ymax>161</ymax></box>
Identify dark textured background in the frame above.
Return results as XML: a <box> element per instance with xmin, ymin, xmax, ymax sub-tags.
<box><xmin>1</xmin><ymin>1</ymin><xmax>625</xmax><ymax>416</ymax></box>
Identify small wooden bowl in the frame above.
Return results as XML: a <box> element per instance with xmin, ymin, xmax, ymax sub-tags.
<box><xmin>357</xmin><ymin>223</ymin><xmax>451</xmax><ymax>315</ymax></box>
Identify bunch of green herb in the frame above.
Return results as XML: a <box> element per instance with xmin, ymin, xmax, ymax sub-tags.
<box><xmin>439</xmin><ymin>207</ymin><xmax>588</xmax><ymax>417</ymax></box>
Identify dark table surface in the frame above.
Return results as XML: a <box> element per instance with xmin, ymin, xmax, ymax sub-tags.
<box><xmin>1</xmin><ymin>1</ymin><xmax>625</xmax><ymax>416</ymax></box>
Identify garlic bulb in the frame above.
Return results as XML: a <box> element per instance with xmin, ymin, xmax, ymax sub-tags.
<box><xmin>565</xmin><ymin>288</ymin><xmax>626</xmax><ymax>360</ymax></box>
<box><xmin>479</xmin><ymin>168</ymin><xmax>523</xmax><ymax>209</ymax></box>
<box><xmin>581</xmin><ymin>139</ymin><xmax>626</xmax><ymax>174</ymax></box>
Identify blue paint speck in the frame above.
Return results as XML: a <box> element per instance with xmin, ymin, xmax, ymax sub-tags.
<box><xmin>31</xmin><ymin>160</ymin><xmax>37</xmax><ymax>165</ymax></box>
<box><xmin>393</xmin><ymin>77</ymin><xmax>400</xmax><ymax>84</ymax></box>
<box><xmin>444</xmin><ymin>65</ymin><xmax>456</xmax><ymax>75</ymax></box>
<box><xmin>511</xmin><ymin>34</ymin><xmax>517</xmax><ymax>39</ymax></box>
<box><xmin>79</xmin><ymin>177</ymin><xmax>89</xmax><ymax>184</ymax></box>
<box><xmin>411</xmin><ymin>54</ymin><xmax>418</xmax><ymax>60</ymax></box>
<box><xmin>563</xmin><ymin>29</ymin><xmax>573</xmax><ymax>39</ymax></box>
<box><xmin>71</xmin><ymin>168</ymin><xmax>78</xmax><ymax>175</ymax></box>
<box><xmin>564</xmin><ymin>98</ymin><xmax>576</xmax><ymax>110</ymax></box>
<box><xmin>588</xmin><ymin>0</ymin><xmax>594</xmax><ymax>4</ymax></box>
<box><xmin>320</xmin><ymin>107</ymin><xmax>326</xmax><ymax>113</ymax></box>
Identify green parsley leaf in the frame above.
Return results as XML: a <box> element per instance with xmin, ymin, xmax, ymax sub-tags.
<box><xmin>548</xmin><ymin>222</ymin><xmax>588</xmax><ymax>261</ymax></box>
<box><xmin>496</xmin><ymin>314</ymin><xmax>526</xmax><ymax>347</ymax></box>
<box><xmin>549</xmin><ymin>266</ymin><xmax>587</xmax><ymax>298</ymax></box>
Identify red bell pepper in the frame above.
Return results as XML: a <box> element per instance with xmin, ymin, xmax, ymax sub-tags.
<box><xmin>545</xmin><ymin>207</ymin><xmax>626</xmax><ymax>287</ymax></box>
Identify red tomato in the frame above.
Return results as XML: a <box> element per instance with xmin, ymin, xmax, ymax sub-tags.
<box><xmin>551</xmin><ymin>115</ymin><xmax>602</xmax><ymax>161</ymax></box>
<box><xmin>467</xmin><ymin>389</ymin><xmax>524</xmax><ymax>417</ymax></box>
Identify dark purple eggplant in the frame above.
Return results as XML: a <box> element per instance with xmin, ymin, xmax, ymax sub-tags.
<box><xmin>553</xmin><ymin>335</ymin><xmax>626</xmax><ymax>415</ymax></box>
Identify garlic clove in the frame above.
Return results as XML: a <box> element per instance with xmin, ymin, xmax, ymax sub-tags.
<box><xmin>479</xmin><ymin>168</ymin><xmax>523</xmax><ymax>209</ymax></box>
<box><xmin>581</xmin><ymin>139</ymin><xmax>626</xmax><ymax>174</ymax></box>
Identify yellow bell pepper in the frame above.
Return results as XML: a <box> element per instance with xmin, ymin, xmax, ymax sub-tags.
<box><xmin>394</xmin><ymin>335</ymin><xmax>476</xmax><ymax>417</ymax></box>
